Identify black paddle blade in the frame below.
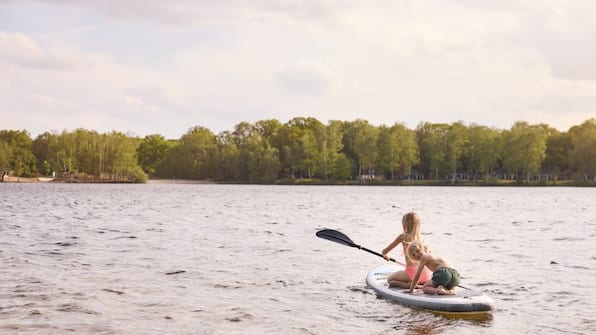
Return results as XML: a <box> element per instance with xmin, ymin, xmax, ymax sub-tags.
<box><xmin>316</xmin><ymin>228</ymin><xmax>404</xmax><ymax>266</ymax></box>
<box><xmin>315</xmin><ymin>229</ymin><xmax>358</xmax><ymax>248</ymax></box>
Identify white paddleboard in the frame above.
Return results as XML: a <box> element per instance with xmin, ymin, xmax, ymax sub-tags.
<box><xmin>366</xmin><ymin>263</ymin><xmax>494</xmax><ymax>313</ymax></box>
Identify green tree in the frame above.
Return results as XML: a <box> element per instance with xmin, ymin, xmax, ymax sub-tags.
<box><xmin>397</xmin><ymin>125</ymin><xmax>420</xmax><ymax>179</ymax></box>
<box><xmin>467</xmin><ymin>125</ymin><xmax>502</xmax><ymax>180</ymax></box>
<box><xmin>377</xmin><ymin>123</ymin><xmax>419</xmax><ymax>180</ymax></box>
<box><xmin>228</xmin><ymin>121</ymin><xmax>281</xmax><ymax>183</ymax></box>
<box><xmin>342</xmin><ymin>119</ymin><xmax>378</xmax><ymax>179</ymax></box>
<box><xmin>253</xmin><ymin>119</ymin><xmax>283</xmax><ymax>182</ymax></box>
<box><xmin>416</xmin><ymin>122</ymin><xmax>450</xmax><ymax>179</ymax></box>
<box><xmin>333</xmin><ymin>154</ymin><xmax>353</xmax><ymax>180</ymax></box>
<box><xmin>212</xmin><ymin>131</ymin><xmax>240</xmax><ymax>181</ymax></box>
<box><xmin>319</xmin><ymin>120</ymin><xmax>346</xmax><ymax>182</ymax></box>
<box><xmin>32</xmin><ymin>129</ymin><xmax>145</xmax><ymax>182</ymax></box>
<box><xmin>102</xmin><ymin>131</ymin><xmax>145</xmax><ymax>181</ymax></box>
<box><xmin>568</xmin><ymin>119</ymin><xmax>596</xmax><ymax>181</ymax></box>
<box><xmin>32</xmin><ymin>132</ymin><xmax>52</xmax><ymax>175</ymax></box>
<box><xmin>446</xmin><ymin>122</ymin><xmax>469</xmax><ymax>183</ymax></box>
<box><xmin>277</xmin><ymin>117</ymin><xmax>322</xmax><ymax>179</ymax></box>
<box><xmin>376</xmin><ymin>125</ymin><xmax>397</xmax><ymax>179</ymax></box>
<box><xmin>303</xmin><ymin>117</ymin><xmax>326</xmax><ymax>179</ymax></box>
<box><xmin>0</xmin><ymin>141</ymin><xmax>10</xmax><ymax>173</ymax></box>
<box><xmin>157</xmin><ymin>126</ymin><xmax>215</xmax><ymax>179</ymax></box>
<box><xmin>542</xmin><ymin>128</ymin><xmax>571</xmax><ymax>181</ymax></box>
<box><xmin>72</xmin><ymin>129</ymin><xmax>95</xmax><ymax>175</ymax></box>
<box><xmin>247</xmin><ymin>141</ymin><xmax>281</xmax><ymax>183</ymax></box>
<box><xmin>231</xmin><ymin>121</ymin><xmax>256</xmax><ymax>182</ymax></box>
<box><xmin>502</xmin><ymin>122</ymin><xmax>548</xmax><ymax>182</ymax></box>
<box><xmin>137</xmin><ymin>134</ymin><xmax>173</xmax><ymax>175</ymax></box>
<box><xmin>48</xmin><ymin>130</ymin><xmax>79</xmax><ymax>175</ymax></box>
<box><xmin>32</xmin><ymin>131</ymin><xmax>71</xmax><ymax>176</ymax></box>
<box><xmin>254</xmin><ymin>119</ymin><xmax>283</xmax><ymax>143</ymax></box>
<box><xmin>0</xmin><ymin>130</ymin><xmax>36</xmax><ymax>176</ymax></box>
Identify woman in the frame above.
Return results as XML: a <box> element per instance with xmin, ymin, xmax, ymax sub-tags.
<box><xmin>381</xmin><ymin>212</ymin><xmax>432</xmax><ymax>288</ymax></box>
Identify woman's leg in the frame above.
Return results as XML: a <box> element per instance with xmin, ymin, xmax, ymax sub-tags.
<box><xmin>386</xmin><ymin>270</ymin><xmax>411</xmax><ymax>288</ymax></box>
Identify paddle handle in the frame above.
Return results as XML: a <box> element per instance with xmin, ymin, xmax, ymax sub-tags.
<box><xmin>358</xmin><ymin>245</ymin><xmax>406</xmax><ymax>266</ymax></box>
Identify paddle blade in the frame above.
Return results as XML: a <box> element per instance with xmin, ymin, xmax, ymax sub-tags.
<box><xmin>315</xmin><ymin>229</ymin><xmax>358</xmax><ymax>248</ymax></box>
<box><xmin>316</xmin><ymin>228</ymin><xmax>404</xmax><ymax>266</ymax></box>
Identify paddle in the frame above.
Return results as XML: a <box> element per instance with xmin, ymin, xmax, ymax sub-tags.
<box><xmin>316</xmin><ymin>228</ymin><xmax>471</xmax><ymax>290</ymax></box>
<box><xmin>315</xmin><ymin>228</ymin><xmax>406</xmax><ymax>266</ymax></box>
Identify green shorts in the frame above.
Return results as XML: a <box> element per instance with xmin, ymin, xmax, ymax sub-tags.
<box><xmin>431</xmin><ymin>267</ymin><xmax>460</xmax><ymax>289</ymax></box>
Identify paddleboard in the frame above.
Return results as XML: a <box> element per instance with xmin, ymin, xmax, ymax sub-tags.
<box><xmin>366</xmin><ymin>263</ymin><xmax>494</xmax><ymax>313</ymax></box>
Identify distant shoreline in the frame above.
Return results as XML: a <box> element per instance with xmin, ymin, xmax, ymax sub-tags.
<box><xmin>146</xmin><ymin>178</ymin><xmax>215</xmax><ymax>184</ymax></box>
<box><xmin>0</xmin><ymin>176</ymin><xmax>215</xmax><ymax>184</ymax></box>
<box><xmin>1</xmin><ymin>176</ymin><xmax>593</xmax><ymax>186</ymax></box>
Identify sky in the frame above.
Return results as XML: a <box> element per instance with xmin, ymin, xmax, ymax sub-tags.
<box><xmin>1</xmin><ymin>0</ymin><xmax>595</xmax><ymax>139</ymax></box>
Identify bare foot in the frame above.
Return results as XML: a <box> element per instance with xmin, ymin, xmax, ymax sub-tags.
<box><xmin>436</xmin><ymin>285</ymin><xmax>456</xmax><ymax>295</ymax></box>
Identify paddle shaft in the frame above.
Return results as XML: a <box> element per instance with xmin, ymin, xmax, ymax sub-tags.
<box><xmin>355</xmin><ymin>244</ymin><xmax>406</xmax><ymax>267</ymax></box>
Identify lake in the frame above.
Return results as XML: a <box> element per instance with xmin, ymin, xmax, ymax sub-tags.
<box><xmin>1</xmin><ymin>183</ymin><xmax>595</xmax><ymax>334</ymax></box>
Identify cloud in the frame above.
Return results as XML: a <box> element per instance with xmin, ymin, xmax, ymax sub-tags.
<box><xmin>19</xmin><ymin>0</ymin><xmax>358</xmax><ymax>27</ymax></box>
<box><xmin>0</xmin><ymin>64</ymin><xmax>14</xmax><ymax>89</ymax></box>
<box><xmin>121</xmin><ymin>90</ymin><xmax>166</xmax><ymax>113</ymax></box>
<box><xmin>274</xmin><ymin>61</ymin><xmax>339</xmax><ymax>96</ymax></box>
<box><xmin>0</xmin><ymin>31</ymin><xmax>99</xmax><ymax>70</ymax></box>
<box><xmin>490</xmin><ymin>1</ymin><xmax>596</xmax><ymax>81</ymax></box>
<box><xmin>1</xmin><ymin>0</ymin><xmax>595</xmax><ymax>139</ymax></box>
<box><xmin>29</xmin><ymin>93</ymin><xmax>78</xmax><ymax>110</ymax></box>
<box><xmin>1</xmin><ymin>92</ymin><xmax>106</xmax><ymax>136</ymax></box>
<box><xmin>528</xmin><ymin>28</ymin><xmax>596</xmax><ymax>81</ymax></box>
<box><xmin>121</xmin><ymin>95</ymin><xmax>144</xmax><ymax>106</ymax></box>
<box><xmin>0</xmin><ymin>32</ymin><xmax>43</xmax><ymax>65</ymax></box>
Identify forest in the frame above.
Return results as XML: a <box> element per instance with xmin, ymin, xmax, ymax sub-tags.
<box><xmin>1</xmin><ymin>118</ymin><xmax>595</xmax><ymax>185</ymax></box>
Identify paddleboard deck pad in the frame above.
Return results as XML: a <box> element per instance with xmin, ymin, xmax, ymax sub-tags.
<box><xmin>366</xmin><ymin>263</ymin><xmax>494</xmax><ymax>313</ymax></box>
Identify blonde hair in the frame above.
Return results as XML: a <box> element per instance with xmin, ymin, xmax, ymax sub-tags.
<box><xmin>406</xmin><ymin>240</ymin><xmax>429</xmax><ymax>260</ymax></box>
<box><xmin>401</xmin><ymin>212</ymin><xmax>422</xmax><ymax>243</ymax></box>
<box><xmin>401</xmin><ymin>212</ymin><xmax>430</xmax><ymax>262</ymax></box>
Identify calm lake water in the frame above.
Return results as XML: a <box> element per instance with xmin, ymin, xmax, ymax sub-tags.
<box><xmin>1</xmin><ymin>183</ymin><xmax>595</xmax><ymax>334</ymax></box>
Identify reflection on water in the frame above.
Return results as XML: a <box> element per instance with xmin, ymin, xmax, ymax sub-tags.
<box><xmin>1</xmin><ymin>183</ymin><xmax>595</xmax><ymax>334</ymax></box>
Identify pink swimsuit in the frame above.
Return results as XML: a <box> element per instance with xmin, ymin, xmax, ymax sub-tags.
<box><xmin>403</xmin><ymin>243</ymin><xmax>432</xmax><ymax>283</ymax></box>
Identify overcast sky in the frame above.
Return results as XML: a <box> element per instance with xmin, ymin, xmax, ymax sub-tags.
<box><xmin>1</xmin><ymin>0</ymin><xmax>595</xmax><ymax>139</ymax></box>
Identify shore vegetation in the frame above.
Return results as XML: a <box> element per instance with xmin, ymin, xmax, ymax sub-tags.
<box><xmin>1</xmin><ymin>118</ymin><xmax>594</xmax><ymax>185</ymax></box>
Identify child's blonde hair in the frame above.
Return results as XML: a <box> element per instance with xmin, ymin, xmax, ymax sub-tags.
<box><xmin>406</xmin><ymin>240</ymin><xmax>429</xmax><ymax>260</ymax></box>
<box><xmin>402</xmin><ymin>212</ymin><xmax>422</xmax><ymax>243</ymax></box>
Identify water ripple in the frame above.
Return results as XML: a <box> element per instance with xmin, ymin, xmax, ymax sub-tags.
<box><xmin>1</xmin><ymin>184</ymin><xmax>595</xmax><ymax>334</ymax></box>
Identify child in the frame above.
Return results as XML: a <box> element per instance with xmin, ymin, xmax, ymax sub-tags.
<box><xmin>381</xmin><ymin>212</ymin><xmax>432</xmax><ymax>288</ymax></box>
<box><xmin>406</xmin><ymin>240</ymin><xmax>460</xmax><ymax>295</ymax></box>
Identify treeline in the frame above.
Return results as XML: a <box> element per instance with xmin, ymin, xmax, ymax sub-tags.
<box><xmin>0</xmin><ymin>129</ymin><xmax>146</xmax><ymax>182</ymax></box>
<box><xmin>1</xmin><ymin>118</ymin><xmax>595</xmax><ymax>184</ymax></box>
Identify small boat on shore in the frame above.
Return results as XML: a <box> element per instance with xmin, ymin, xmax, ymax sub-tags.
<box><xmin>1</xmin><ymin>176</ymin><xmax>55</xmax><ymax>183</ymax></box>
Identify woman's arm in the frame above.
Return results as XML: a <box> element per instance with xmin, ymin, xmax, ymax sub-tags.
<box><xmin>382</xmin><ymin>234</ymin><xmax>404</xmax><ymax>260</ymax></box>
